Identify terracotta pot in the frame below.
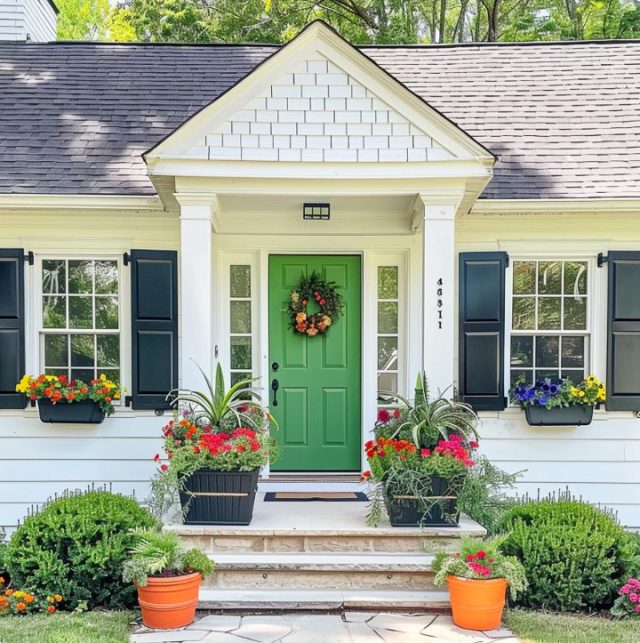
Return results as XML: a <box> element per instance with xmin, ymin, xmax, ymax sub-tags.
<box><xmin>136</xmin><ymin>571</ymin><xmax>201</xmax><ymax>630</ymax></box>
<box><xmin>447</xmin><ymin>575</ymin><xmax>507</xmax><ymax>631</ymax></box>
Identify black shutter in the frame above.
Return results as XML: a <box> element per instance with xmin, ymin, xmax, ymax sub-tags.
<box><xmin>459</xmin><ymin>252</ymin><xmax>508</xmax><ymax>411</ymax></box>
<box><xmin>130</xmin><ymin>250</ymin><xmax>178</xmax><ymax>410</ymax></box>
<box><xmin>606</xmin><ymin>251</ymin><xmax>640</xmax><ymax>411</ymax></box>
<box><xmin>0</xmin><ymin>249</ymin><xmax>26</xmax><ymax>409</ymax></box>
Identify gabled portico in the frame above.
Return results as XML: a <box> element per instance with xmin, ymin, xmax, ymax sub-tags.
<box><xmin>143</xmin><ymin>21</ymin><xmax>494</xmax><ymax>476</ymax></box>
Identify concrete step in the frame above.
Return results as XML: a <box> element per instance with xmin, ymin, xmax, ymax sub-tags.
<box><xmin>203</xmin><ymin>552</ymin><xmax>435</xmax><ymax>591</ymax></box>
<box><xmin>198</xmin><ymin>588</ymin><xmax>451</xmax><ymax>612</ymax></box>
<box><xmin>167</xmin><ymin>516</ymin><xmax>485</xmax><ymax>555</ymax></box>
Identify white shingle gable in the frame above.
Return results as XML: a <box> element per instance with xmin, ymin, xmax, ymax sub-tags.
<box><xmin>189</xmin><ymin>56</ymin><xmax>455</xmax><ymax>162</ymax></box>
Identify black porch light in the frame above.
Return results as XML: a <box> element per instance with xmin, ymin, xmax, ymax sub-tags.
<box><xmin>302</xmin><ymin>203</ymin><xmax>330</xmax><ymax>220</ymax></box>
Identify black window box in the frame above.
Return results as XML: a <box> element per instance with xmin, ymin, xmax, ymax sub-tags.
<box><xmin>384</xmin><ymin>475</ymin><xmax>460</xmax><ymax>528</ymax></box>
<box><xmin>37</xmin><ymin>399</ymin><xmax>105</xmax><ymax>424</ymax></box>
<box><xmin>525</xmin><ymin>404</ymin><xmax>594</xmax><ymax>427</ymax></box>
<box><xmin>179</xmin><ymin>469</ymin><xmax>260</xmax><ymax>525</ymax></box>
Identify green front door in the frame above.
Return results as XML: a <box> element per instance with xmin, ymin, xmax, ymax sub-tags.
<box><xmin>269</xmin><ymin>255</ymin><xmax>361</xmax><ymax>472</ymax></box>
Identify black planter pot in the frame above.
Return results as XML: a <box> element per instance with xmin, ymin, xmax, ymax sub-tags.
<box><xmin>37</xmin><ymin>399</ymin><xmax>105</xmax><ymax>424</ymax></box>
<box><xmin>385</xmin><ymin>475</ymin><xmax>460</xmax><ymax>528</ymax></box>
<box><xmin>525</xmin><ymin>405</ymin><xmax>594</xmax><ymax>427</ymax></box>
<box><xmin>179</xmin><ymin>469</ymin><xmax>260</xmax><ymax>525</ymax></box>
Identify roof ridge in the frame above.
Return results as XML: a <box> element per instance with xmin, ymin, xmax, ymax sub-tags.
<box><xmin>1</xmin><ymin>38</ymin><xmax>639</xmax><ymax>49</ymax></box>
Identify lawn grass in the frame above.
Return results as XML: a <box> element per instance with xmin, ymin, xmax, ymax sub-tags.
<box><xmin>506</xmin><ymin>608</ymin><xmax>640</xmax><ymax>643</ymax></box>
<box><xmin>0</xmin><ymin>610</ymin><xmax>136</xmax><ymax>643</ymax></box>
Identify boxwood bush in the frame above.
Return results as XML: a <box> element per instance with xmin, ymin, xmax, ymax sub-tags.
<box><xmin>7</xmin><ymin>490</ymin><xmax>158</xmax><ymax>610</ymax></box>
<box><xmin>498</xmin><ymin>495</ymin><xmax>640</xmax><ymax>612</ymax></box>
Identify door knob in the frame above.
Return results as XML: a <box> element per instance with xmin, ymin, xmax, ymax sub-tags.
<box><xmin>272</xmin><ymin>362</ymin><xmax>279</xmax><ymax>372</ymax></box>
<box><xmin>271</xmin><ymin>378</ymin><xmax>279</xmax><ymax>406</ymax></box>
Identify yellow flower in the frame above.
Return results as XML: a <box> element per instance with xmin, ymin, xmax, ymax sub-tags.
<box><xmin>114</xmin><ymin>391</ymin><xmax>121</xmax><ymax>400</ymax></box>
<box><xmin>13</xmin><ymin>591</ymin><xmax>24</xmax><ymax>599</ymax></box>
<box><xmin>15</xmin><ymin>374</ymin><xmax>32</xmax><ymax>393</ymax></box>
<box><xmin>578</xmin><ymin>390</ymin><xmax>585</xmax><ymax>397</ymax></box>
<box><xmin>99</xmin><ymin>374</ymin><xmax>106</xmax><ymax>381</ymax></box>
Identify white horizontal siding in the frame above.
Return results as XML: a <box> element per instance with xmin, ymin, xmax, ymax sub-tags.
<box><xmin>0</xmin><ymin>0</ymin><xmax>24</xmax><ymax>40</ymax></box>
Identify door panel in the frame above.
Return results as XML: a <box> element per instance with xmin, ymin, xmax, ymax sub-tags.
<box><xmin>269</xmin><ymin>255</ymin><xmax>361</xmax><ymax>471</ymax></box>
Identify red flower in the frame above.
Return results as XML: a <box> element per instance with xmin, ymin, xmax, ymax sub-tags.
<box><xmin>160</xmin><ymin>464</ymin><xmax>168</xmax><ymax>472</ymax></box>
<box><xmin>377</xmin><ymin>409</ymin><xmax>390</xmax><ymax>423</ymax></box>
<box><xmin>153</xmin><ymin>453</ymin><xmax>160</xmax><ymax>462</ymax></box>
<box><xmin>193</xmin><ymin>446</ymin><xmax>200</xmax><ymax>454</ymax></box>
<box><xmin>470</xmin><ymin>440</ymin><xmax>479</xmax><ymax>449</ymax></box>
<box><xmin>476</xmin><ymin>550</ymin><xmax>486</xmax><ymax>559</ymax></box>
<box><xmin>393</xmin><ymin>409</ymin><xmax>401</xmax><ymax>419</ymax></box>
<box><xmin>421</xmin><ymin>448</ymin><xmax>431</xmax><ymax>457</ymax></box>
<box><xmin>359</xmin><ymin>470</ymin><xmax>372</xmax><ymax>482</ymax></box>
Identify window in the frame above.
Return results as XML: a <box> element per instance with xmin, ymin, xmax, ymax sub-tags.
<box><xmin>40</xmin><ymin>259</ymin><xmax>120</xmax><ymax>384</ymax></box>
<box><xmin>510</xmin><ymin>260</ymin><xmax>589</xmax><ymax>388</ymax></box>
<box><xmin>377</xmin><ymin>266</ymin><xmax>399</xmax><ymax>397</ymax></box>
<box><xmin>229</xmin><ymin>265</ymin><xmax>253</xmax><ymax>386</ymax></box>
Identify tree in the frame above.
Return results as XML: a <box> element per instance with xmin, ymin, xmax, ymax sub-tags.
<box><xmin>61</xmin><ymin>0</ymin><xmax>640</xmax><ymax>43</ymax></box>
<box><xmin>56</xmin><ymin>0</ymin><xmax>111</xmax><ymax>40</ymax></box>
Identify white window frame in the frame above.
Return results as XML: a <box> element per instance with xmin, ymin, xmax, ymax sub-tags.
<box><xmin>34</xmin><ymin>253</ymin><xmax>127</xmax><ymax>404</ymax></box>
<box><xmin>505</xmin><ymin>254</ymin><xmax>598</xmax><ymax>401</ymax></box>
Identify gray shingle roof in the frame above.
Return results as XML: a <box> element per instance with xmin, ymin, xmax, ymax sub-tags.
<box><xmin>0</xmin><ymin>40</ymin><xmax>639</xmax><ymax>199</ymax></box>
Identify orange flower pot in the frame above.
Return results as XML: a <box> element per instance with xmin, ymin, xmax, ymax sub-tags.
<box><xmin>447</xmin><ymin>575</ymin><xmax>507</xmax><ymax>631</ymax></box>
<box><xmin>136</xmin><ymin>572</ymin><xmax>201</xmax><ymax>630</ymax></box>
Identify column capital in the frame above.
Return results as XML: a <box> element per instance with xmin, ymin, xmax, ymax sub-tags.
<box><xmin>410</xmin><ymin>192</ymin><xmax>461</xmax><ymax>232</ymax></box>
<box><xmin>174</xmin><ymin>192</ymin><xmax>219</xmax><ymax>222</ymax></box>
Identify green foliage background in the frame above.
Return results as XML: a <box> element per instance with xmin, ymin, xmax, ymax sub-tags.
<box><xmin>57</xmin><ymin>0</ymin><xmax>640</xmax><ymax>44</ymax></box>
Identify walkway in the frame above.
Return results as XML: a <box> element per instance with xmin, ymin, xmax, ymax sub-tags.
<box><xmin>131</xmin><ymin>612</ymin><xmax>519</xmax><ymax>643</ymax></box>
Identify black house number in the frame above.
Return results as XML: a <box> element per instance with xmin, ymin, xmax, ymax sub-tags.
<box><xmin>437</xmin><ymin>278</ymin><xmax>444</xmax><ymax>329</ymax></box>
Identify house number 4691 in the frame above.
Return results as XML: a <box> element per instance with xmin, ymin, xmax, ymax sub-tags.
<box><xmin>437</xmin><ymin>278</ymin><xmax>444</xmax><ymax>329</ymax></box>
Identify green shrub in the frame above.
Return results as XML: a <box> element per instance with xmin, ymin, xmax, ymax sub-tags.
<box><xmin>498</xmin><ymin>494</ymin><xmax>640</xmax><ymax>611</ymax></box>
<box><xmin>7</xmin><ymin>490</ymin><xmax>159</xmax><ymax>610</ymax></box>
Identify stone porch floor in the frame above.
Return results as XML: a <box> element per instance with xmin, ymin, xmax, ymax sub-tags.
<box><xmin>131</xmin><ymin>612</ymin><xmax>519</xmax><ymax>643</ymax></box>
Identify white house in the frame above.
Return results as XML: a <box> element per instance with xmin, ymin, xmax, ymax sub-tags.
<box><xmin>1</xmin><ymin>16</ymin><xmax>639</xmax><ymax>531</ymax></box>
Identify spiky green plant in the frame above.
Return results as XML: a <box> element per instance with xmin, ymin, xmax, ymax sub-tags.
<box><xmin>166</xmin><ymin>362</ymin><xmax>276</xmax><ymax>431</ymax></box>
<box><xmin>122</xmin><ymin>529</ymin><xmax>214</xmax><ymax>587</ymax></box>
<box><xmin>380</xmin><ymin>372</ymin><xmax>478</xmax><ymax>449</ymax></box>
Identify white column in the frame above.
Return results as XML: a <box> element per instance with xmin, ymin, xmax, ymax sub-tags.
<box><xmin>420</xmin><ymin>195</ymin><xmax>457</xmax><ymax>399</ymax></box>
<box><xmin>175</xmin><ymin>193</ymin><xmax>217</xmax><ymax>391</ymax></box>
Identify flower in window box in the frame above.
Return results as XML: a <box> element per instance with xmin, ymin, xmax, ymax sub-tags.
<box><xmin>16</xmin><ymin>373</ymin><xmax>121</xmax><ymax>416</ymax></box>
<box><xmin>510</xmin><ymin>374</ymin><xmax>605</xmax><ymax>409</ymax></box>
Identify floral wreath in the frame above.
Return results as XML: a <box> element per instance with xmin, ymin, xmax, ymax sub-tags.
<box><xmin>288</xmin><ymin>271</ymin><xmax>344</xmax><ymax>337</ymax></box>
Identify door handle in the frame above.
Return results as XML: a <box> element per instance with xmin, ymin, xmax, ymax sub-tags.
<box><xmin>271</xmin><ymin>378</ymin><xmax>279</xmax><ymax>407</ymax></box>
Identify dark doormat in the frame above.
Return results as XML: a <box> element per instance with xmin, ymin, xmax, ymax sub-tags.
<box><xmin>264</xmin><ymin>492</ymin><xmax>368</xmax><ymax>502</ymax></box>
